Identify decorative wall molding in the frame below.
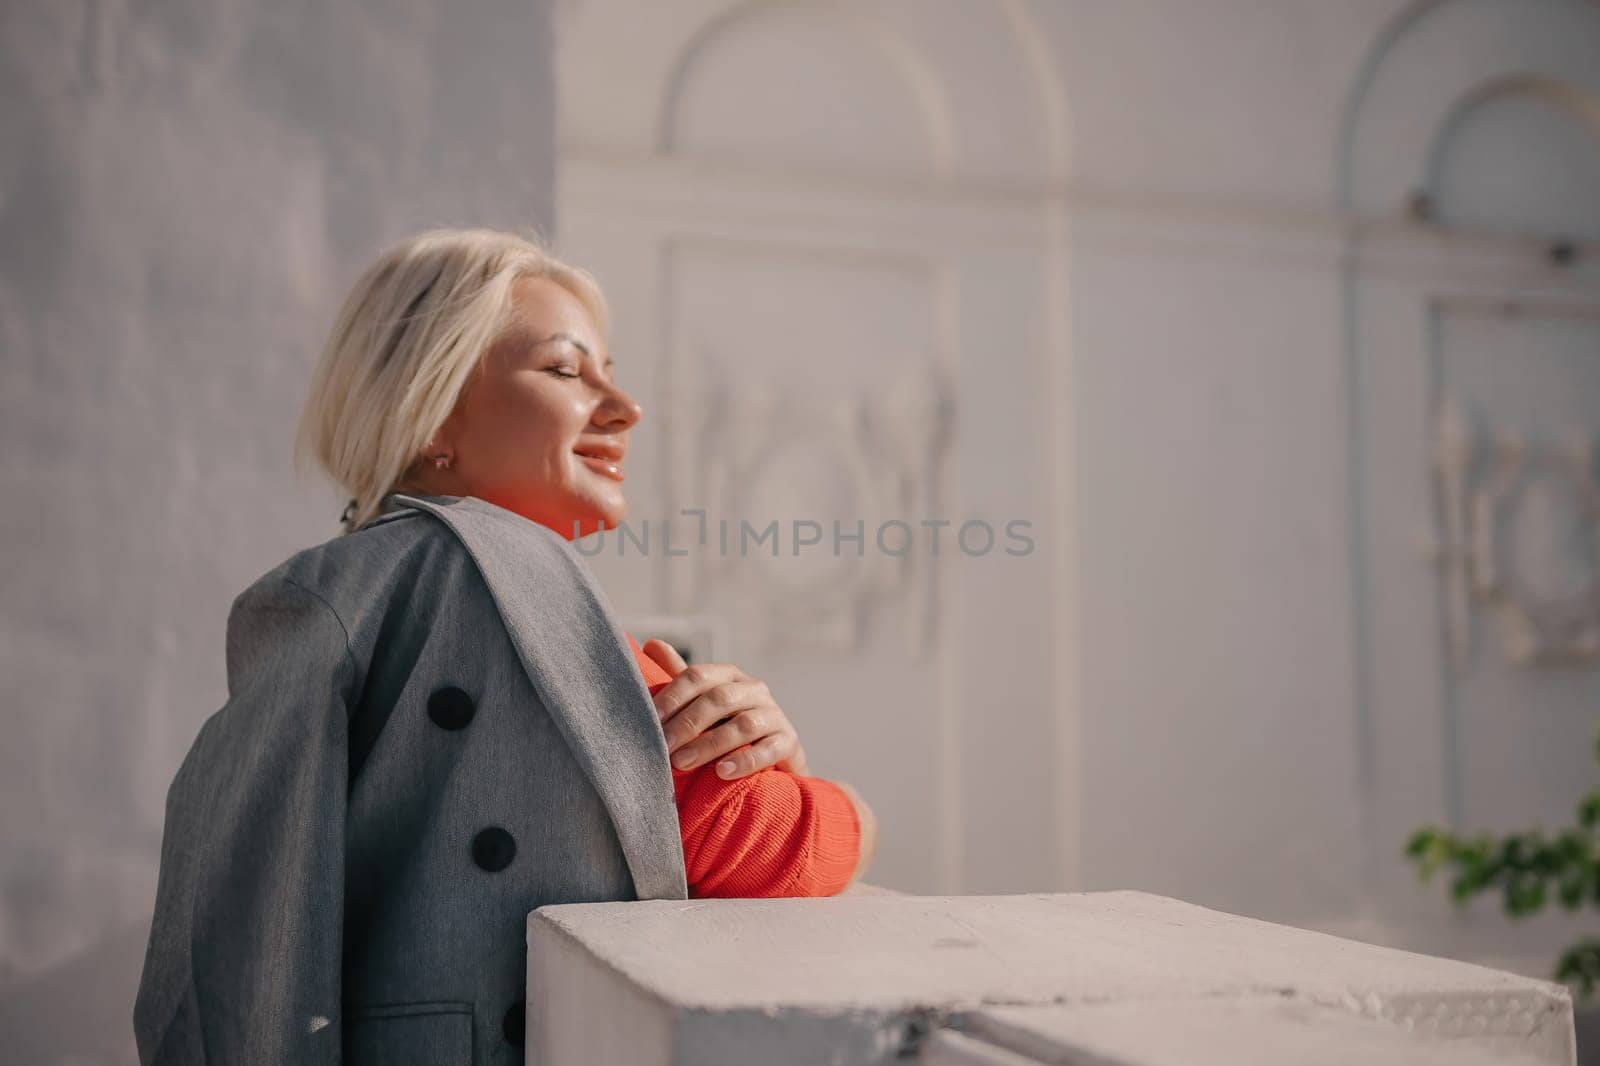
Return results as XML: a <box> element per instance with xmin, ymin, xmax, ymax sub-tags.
<box><xmin>561</xmin><ymin>0</ymin><xmax>1066</xmax><ymax>186</ymax></box>
<box><xmin>651</xmin><ymin>232</ymin><xmax>958</xmax><ymax>662</ymax></box>
<box><xmin>679</xmin><ymin>349</ymin><xmax>954</xmax><ymax>658</ymax></box>
<box><xmin>1422</xmin><ymin>72</ymin><xmax>1600</xmax><ymax>186</ymax></box>
<box><xmin>562</xmin><ymin>153</ymin><xmax>1600</xmax><ymax>287</ymax></box>
<box><xmin>558</xmin><ymin>0</ymin><xmax>1078</xmax><ymax>894</ymax></box>
<box><xmin>1338</xmin><ymin>0</ymin><xmax>1600</xmax><ymax>219</ymax></box>
<box><xmin>1343</xmin><ymin>2</ymin><xmax>1600</xmax><ymax>893</ymax></box>
<box><xmin>1418</xmin><ymin>72</ymin><xmax>1600</xmax><ymax>245</ymax></box>
<box><xmin>657</xmin><ymin>0</ymin><xmax>956</xmax><ymax>175</ymax></box>
<box><xmin>1433</xmin><ymin>395</ymin><xmax>1600</xmax><ymax>668</ymax></box>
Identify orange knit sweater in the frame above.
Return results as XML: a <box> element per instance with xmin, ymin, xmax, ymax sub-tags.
<box><xmin>624</xmin><ymin>634</ymin><xmax>861</xmax><ymax>898</ymax></box>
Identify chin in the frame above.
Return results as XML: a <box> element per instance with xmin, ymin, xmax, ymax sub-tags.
<box><xmin>566</xmin><ymin>505</ymin><xmax>627</xmax><ymax>541</ymax></box>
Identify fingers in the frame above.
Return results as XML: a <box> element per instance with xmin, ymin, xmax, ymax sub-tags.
<box><xmin>652</xmin><ymin>662</ymin><xmax>754</xmax><ymax>724</ymax></box>
<box><xmin>648</xmin><ymin>657</ymin><xmax>802</xmax><ymax>780</ymax></box>
<box><xmin>666</xmin><ymin>695</ymin><xmax>776</xmax><ymax>764</ymax></box>
<box><xmin>709</xmin><ymin>733</ymin><xmax>794</xmax><ymax>780</ymax></box>
<box><xmin>678</xmin><ymin>726</ymin><xmax>796</xmax><ymax>777</ymax></box>
<box><xmin>640</xmin><ymin>638</ymin><xmax>688</xmax><ymax>677</ymax></box>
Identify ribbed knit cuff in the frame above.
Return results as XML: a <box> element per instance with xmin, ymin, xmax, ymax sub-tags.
<box><xmin>798</xmin><ymin>777</ymin><xmax>862</xmax><ymax>896</ymax></box>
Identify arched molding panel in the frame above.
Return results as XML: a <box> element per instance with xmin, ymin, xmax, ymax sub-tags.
<box><xmin>557</xmin><ymin>0</ymin><xmax>734</xmax><ymax>154</ymax></box>
<box><xmin>556</xmin><ymin>0</ymin><xmax>1076</xmax><ymax>895</ymax></box>
<box><xmin>1340</xmin><ymin>0</ymin><xmax>1600</xmax><ymax>219</ymax></box>
<box><xmin>658</xmin><ymin>2</ymin><xmax>955</xmax><ymax>178</ymax></box>
<box><xmin>995</xmin><ymin>0</ymin><xmax>1071</xmax><ymax>181</ymax></box>
<box><xmin>559</xmin><ymin>0</ymin><xmax>1068</xmax><ymax>184</ymax></box>
<box><xmin>1423</xmin><ymin>75</ymin><xmax>1600</xmax><ymax>240</ymax></box>
<box><xmin>1338</xmin><ymin>0</ymin><xmax>1600</xmax><ymax>972</ymax></box>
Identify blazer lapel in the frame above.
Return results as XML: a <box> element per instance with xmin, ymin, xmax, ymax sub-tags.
<box><xmin>389</xmin><ymin>493</ymin><xmax>687</xmax><ymax>900</ymax></box>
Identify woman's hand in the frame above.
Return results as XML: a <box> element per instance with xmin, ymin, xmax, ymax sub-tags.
<box><xmin>641</xmin><ymin>639</ymin><xmax>809</xmax><ymax>780</ymax></box>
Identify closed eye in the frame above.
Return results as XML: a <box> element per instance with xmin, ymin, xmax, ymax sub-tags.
<box><xmin>544</xmin><ymin>366</ymin><xmax>581</xmax><ymax>379</ymax></box>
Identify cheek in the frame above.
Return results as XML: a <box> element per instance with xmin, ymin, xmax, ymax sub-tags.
<box><xmin>473</xmin><ymin>389</ymin><xmax>583</xmax><ymax>467</ymax></box>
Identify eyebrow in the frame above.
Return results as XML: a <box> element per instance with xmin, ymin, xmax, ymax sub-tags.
<box><xmin>533</xmin><ymin>332</ymin><xmax>597</xmax><ymax>360</ymax></box>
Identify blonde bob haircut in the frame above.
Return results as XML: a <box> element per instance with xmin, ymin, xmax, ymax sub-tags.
<box><xmin>296</xmin><ymin>227</ymin><xmax>609</xmax><ymax>533</ymax></box>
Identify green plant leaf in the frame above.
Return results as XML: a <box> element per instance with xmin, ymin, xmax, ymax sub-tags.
<box><xmin>1500</xmin><ymin>836</ymin><xmax>1529</xmax><ymax>868</ymax></box>
<box><xmin>1405</xmin><ymin>828</ymin><xmax>1438</xmax><ymax>859</ymax></box>
<box><xmin>1557</xmin><ymin>940</ymin><xmax>1600</xmax><ymax>1002</ymax></box>
<box><xmin>1556</xmin><ymin>828</ymin><xmax>1590</xmax><ymax>864</ymax></box>
<box><xmin>1405</xmin><ymin>827</ymin><xmax>1455</xmax><ymax>880</ymax></box>
<box><xmin>1579</xmin><ymin>791</ymin><xmax>1600</xmax><ymax>830</ymax></box>
<box><xmin>1560</xmin><ymin>871</ymin><xmax>1587</xmax><ymax>910</ymax></box>
<box><xmin>1505</xmin><ymin>876</ymin><xmax>1547</xmax><ymax>917</ymax></box>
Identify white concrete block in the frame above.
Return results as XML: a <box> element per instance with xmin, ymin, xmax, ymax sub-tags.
<box><xmin>525</xmin><ymin>891</ymin><xmax>1573</xmax><ymax>1066</ymax></box>
<box><xmin>959</xmin><ymin>998</ymin><xmax>1553</xmax><ymax>1066</ymax></box>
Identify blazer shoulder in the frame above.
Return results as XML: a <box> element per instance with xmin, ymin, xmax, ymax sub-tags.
<box><xmin>292</xmin><ymin>507</ymin><xmax>463</xmax><ymax>580</ymax></box>
<box><xmin>236</xmin><ymin>510</ymin><xmax>482</xmax><ymax>643</ymax></box>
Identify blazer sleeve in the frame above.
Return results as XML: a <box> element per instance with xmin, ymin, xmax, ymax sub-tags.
<box><xmin>135</xmin><ymin>574</ymin><xmax>355</xmax><ymax>1066</ymax></box>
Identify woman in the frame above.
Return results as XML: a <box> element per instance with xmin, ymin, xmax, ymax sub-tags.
<box><xmin>134</xmin><ymin>228</ymin><xmax>878</xmax><ymax>1066</ymax></box>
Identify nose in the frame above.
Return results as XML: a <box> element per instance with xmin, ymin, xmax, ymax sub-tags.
<box><xmin>592</xmin><ymin>379</ymin><xmax>643</xmax><ymax>430</ymax></box>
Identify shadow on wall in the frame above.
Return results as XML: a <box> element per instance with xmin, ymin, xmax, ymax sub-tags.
<box><xmin>1</xmin><ymin>0</ymin><xmax>557</xmax><ymax>1061</ymax></box>
<box><xmin>0</xmin><ymin>922</ymin><xmax>149</xmax><ymax>1063</ymax></box>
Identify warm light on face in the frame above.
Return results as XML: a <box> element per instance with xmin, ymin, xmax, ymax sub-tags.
<box><xmin>433</xmin><ymin>276</ymin><xmax>642</xmax><ymax>539</ymax></box>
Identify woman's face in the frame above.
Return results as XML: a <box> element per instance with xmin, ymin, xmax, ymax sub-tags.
<box><xmin>426</xmin><ymin>276</ymin><xmax>641</xmax><ymax>539</ymax></box>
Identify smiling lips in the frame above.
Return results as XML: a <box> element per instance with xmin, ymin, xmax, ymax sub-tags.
<box><xmin>572</xmin><ymin>440</ymin><xmax>625</xmax><ymax>482</ymax></box>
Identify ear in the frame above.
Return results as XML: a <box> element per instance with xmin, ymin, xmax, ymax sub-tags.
<box><xmin>423</xmin><ymin>413</ymin><xmax>463</xmax><ymax>462</ymax></box>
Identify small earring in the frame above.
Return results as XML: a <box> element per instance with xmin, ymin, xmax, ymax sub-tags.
<box><xmin>432</xmin><ymin>453</ymin><xmax>451</xmax><ymax>470</ymax></box>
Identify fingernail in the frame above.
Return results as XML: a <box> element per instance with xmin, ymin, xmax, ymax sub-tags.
<box><xmin>716</xmin><ymin>760</ymin><xmax>737</xmax><ymax>778</ymax></box>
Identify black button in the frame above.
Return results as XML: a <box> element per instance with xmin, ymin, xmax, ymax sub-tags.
<box><xmin>502</xmin><ymin>1001</ymin><xmax>525</xmax><ymax>1046</ymax></box>
<box><xmin>427</xmin><ymin>686</ymin><xmax>475</xmax><ymax>731</ymax></box>
<box><xmin>472</xmin><ymin>827</ymin><xmax>516</xmax><ymax>872</ymax></box>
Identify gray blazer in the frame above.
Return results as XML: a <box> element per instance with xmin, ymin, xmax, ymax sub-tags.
<box><xmin>134</xmin><ymin>493</ymin><xmax>687</xmax><ymax>1065</ymax></box>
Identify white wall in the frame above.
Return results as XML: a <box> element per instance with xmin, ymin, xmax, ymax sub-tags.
<box><xmin>5</xmin><ymin>1</ymin><xmax>1599</xmax><ymax>1061</ymax></box>
<box><xmin>1041</xmin><ymin>0</ymin><xmax>1400</xmax><ymax>923</ymax></box>
<box><xmin>557</xmin><ymin>0</ymin><xmax>1600</xmax><ymax>975</ymax></box>
<box><xmin>555</xmin><ymin>0</ymin><xmax>1406</xmax><ymax>915</ymax></box>
<box><xmin>0</xmin><ymin>1</ymin><xmax>558</xmax><ymax>1060</ymax></box>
